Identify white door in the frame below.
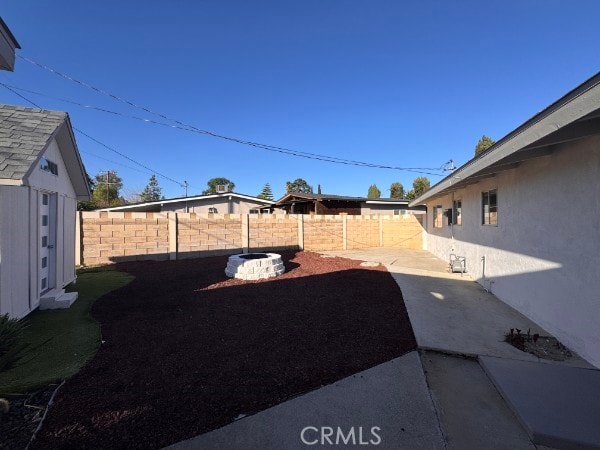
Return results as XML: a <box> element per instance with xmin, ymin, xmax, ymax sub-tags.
<box><xmin>39</xmin><ymin>192</ymin><xmax>56</xmax><ymax>293</ymax></box>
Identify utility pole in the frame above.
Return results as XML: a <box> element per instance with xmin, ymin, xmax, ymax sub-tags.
<box><xmin>99</xmin><ymin>170</ymin><xmax>117</xmax><ymax>207</ymax></box>
<box><xmin>184</xmin><ymin>180</ymin><xmax>189</xmax><ymax>213</ymax></box>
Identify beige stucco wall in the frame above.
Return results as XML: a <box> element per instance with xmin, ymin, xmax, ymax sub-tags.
<box><xmin>424</xmin><ymin>135</ymin><xmax>600</xmax><ymax>367</ymax></box>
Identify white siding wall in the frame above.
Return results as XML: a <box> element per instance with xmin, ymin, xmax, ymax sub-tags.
<box><xmin>0</xmin><ymin>137</ymin><xmax>80</xmax><ymax>318</ymax></box>
<box><xmin>0</xmin><ymin>186</ymin><xmax>31</xmax><ymax>318</ymax></box>
<box><xmin>425</xmin><ymin>135</ymin><xmax>600</xmax><ymax>367</ymax></box>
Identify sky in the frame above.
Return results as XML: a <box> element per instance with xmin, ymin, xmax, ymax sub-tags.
<box><xmin>1</xmin><ymin>1</ymin><xmax>600</xmax><ymax>200</ymax></box>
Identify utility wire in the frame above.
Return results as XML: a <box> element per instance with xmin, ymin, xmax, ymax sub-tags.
<box><xmin>1</xmin><ymin>83</ymin><xmax>196</xmax><ymax>189</ymax></box>
<box><xmin>18</xmin><ymin>55</ymin><xmax>447</xmax><ymax>176</ymax></box>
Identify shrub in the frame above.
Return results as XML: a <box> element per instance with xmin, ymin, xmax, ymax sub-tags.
<box><xmin>0</xmin><ymin>314</ymin><xmax>28</xmax><ymax>372</ymax></box>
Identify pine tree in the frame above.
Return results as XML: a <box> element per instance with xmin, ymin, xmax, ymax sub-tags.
<box><xmin>140</xmin><ymin>175</ymin><xmax>163</xmax><ymax>202</ymax></box>
<box><xmin>475</xmin><ymin>135</ymin><xmax>496</xmax><ymax>156</ymax></box>
<box><xmin>257</xmin><ymin>182</ymin><xmax>274</xmax><ymax>200</ymax></box>
<box><xmin>367</xmin><ymin>184</ymin><xmax>381</xmax><ymax>199</ymax></box>
<box><xmin>390</xmin><ymin>182</ymin><xmax>404</xmax><ymax>199</ymax></box>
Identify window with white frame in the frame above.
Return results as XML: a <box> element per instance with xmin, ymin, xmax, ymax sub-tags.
<box><xmin>452</xmin><ymin>199</ymin><xmax>462</xmax><ymax>225</ymax></box>
<box><xmin>433</xmin><ymin>205</ymin><xmax>443</xmax><ymax>228</ymax></box>
<box><xmin>249</xmin><ymin>209</ymin><xmax>260</xmax><ymax>214</ymax></box>
<box><xmin>482</xmin><ymin>189</ymin><xmax>498</xmax><ymax>225</ymax></box>
<box><xmin>208</xmin><ymin>207</ymin><xmax>218</xmax><ymax>213</ymax></box>
<box><xmin>40</xmin><ymin>157</ymin><xmax>58</xmax><ymax>175</ymax></box>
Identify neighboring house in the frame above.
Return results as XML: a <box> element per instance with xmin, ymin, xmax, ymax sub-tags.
<box><xmin>0</xmin><ymin>17</ymin><xmax>20</xmax><ymax>72</ymax></box>
<box><xmin>268</xmin><ymin>193</ymin><xmax>426</xmax><ymax>216</ymax></box>
<box><xmin>98</xmin><ymin>192</ymin><xmax>275</xmax><ymax>214</ymax></box>
<box><xmin>409</xmin><ymin>72</ymin><xmax>600</xmax><ymax>368</ymax></box>
<box><xmin>0</xmin><ymin>104</ymin><xmax>91</xmax><ymax>318</ymax></box>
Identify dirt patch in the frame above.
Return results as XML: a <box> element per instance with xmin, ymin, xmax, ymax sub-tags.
<box><xmin>505</xmin><ymin>329</ymin><xmax>573</xmax><ymax>361</ymax></box>
<box><xmin>0</xmin><ymin>385</ymin><xmax>57</xmax><ymax>449</ymax></box>
<box><xmin>32</xmin><ymin>251</ymin><xmax>416</xmax><ymax>449</ymax></box>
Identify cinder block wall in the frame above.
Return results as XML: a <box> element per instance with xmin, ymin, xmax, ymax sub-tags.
<box><xmin>78</xmin><ymin>212</ymin><xmax>424</xmax><ymax>265</ymax></box>
<box><xmin>346</xmin><ymin>215</ymin><xmax>380</xmax><ymax>249</ymax></box>
<box><xmin>177</xmin><ymin>213</ymin><xmax>243</xmax><ymax>259</ymax></box>
<box><xmin>249</xmin><ymin>214</ymin><xmax>298</xmax><ymax>252</ymax></box>
<box><xmin>382</xmin><ymin>215</ymin><xmax>423</xmax><ymax>249</ymax></box>
<box><xmin>302</xmin><ymin>215</ymin><xmax>344</xmax><ymax>251</ymax></box>
<box><xmin>81</xmin><ymin>212</ymin><xmax>169</xmax><ymax>266</ymax></box>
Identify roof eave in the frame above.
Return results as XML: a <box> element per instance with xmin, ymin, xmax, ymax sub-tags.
<box><xmin>409</xmin><ymin>71</ymin><xmax>600</xmax><ymax>207</ymax></box>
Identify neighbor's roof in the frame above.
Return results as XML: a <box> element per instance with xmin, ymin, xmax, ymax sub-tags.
<box><xmin>0</xmin><ymin>104</ymin><xmax>91</xmax><ymax>199</ymax></box>
<box><xmin>410</xmin><ymin>71</ymin><xmax>600</xmax><ymax>206</ymax></box>
<box><xmin>276</xmin><ymin>192</ymin><xmax>409</xmax><ymax>204</ymax></box>
<box><xmin>98</xmin><ymin>191</ymin><xmax>275</xmax><ymax>211</ymax></box>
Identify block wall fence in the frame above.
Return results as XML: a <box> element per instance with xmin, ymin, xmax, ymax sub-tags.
<box><xmin>76</xmin><ymin>212</ymin><xmax>425</xmax><ymax>266</ymax></box>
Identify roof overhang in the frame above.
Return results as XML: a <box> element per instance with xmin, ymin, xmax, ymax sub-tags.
<box><xmin>410</xmin><ymin>71</ymin><xmax>600</xmax><ymax>206</ymax></box>
<box><xmin>365</xmin><ymin>200</ymin><xmax>409</xmax><ymax>205</ymax></box>
<box><xmin>98</xmin><ymin>192</ymin><xmax>274</xmax><ymax>211</ymax></box>
<box><xmin>0</xmin><ymin>17</ymin><xmax>20</xmax><ymax>71</ymax></box>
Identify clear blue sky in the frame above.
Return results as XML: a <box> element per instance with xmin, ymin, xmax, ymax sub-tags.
<box><xmin>2</xmin><ymin>1</ymin><xmax>599</xmax><ymax>200</ymax></box>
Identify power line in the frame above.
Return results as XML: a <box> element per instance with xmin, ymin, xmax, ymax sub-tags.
<box><xmin>1</xmin><ymin>83</ymin><xmax>196</xmax><ymax>189</ymax></box>
<box><xmin>18</xmin><ymin>55</ymin><xmax>448</xmax><ymax>176</ymax></box>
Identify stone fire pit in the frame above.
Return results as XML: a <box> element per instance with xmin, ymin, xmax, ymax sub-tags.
<box><xmin>225</xmin><ymin>253</ymin><xmax>285</xmax><ymax>280</ymax></box>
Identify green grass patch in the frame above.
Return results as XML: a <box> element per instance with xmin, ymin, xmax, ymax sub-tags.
<box><xmin>0</xmin><ymin>266</ymin><xmax>133</xmax><ymax>395</ymax></box>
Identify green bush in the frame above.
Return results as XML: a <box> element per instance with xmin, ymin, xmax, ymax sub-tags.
<box><xmin>0</xmin><ymin>314</ymin><xmax>28</xmax><ymax>372</ymax></box>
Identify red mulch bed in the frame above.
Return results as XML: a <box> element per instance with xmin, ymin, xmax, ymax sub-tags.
<box><xmin>32</xmin><ymin>251</ymin><xmax>416</xmax><ymax>449</ymax></box>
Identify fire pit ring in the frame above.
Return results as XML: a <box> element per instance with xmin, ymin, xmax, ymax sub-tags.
<box><xmin>225</xmin><ymin>253</ymin><xmax>285</xmax><ymax>280</ymax></box>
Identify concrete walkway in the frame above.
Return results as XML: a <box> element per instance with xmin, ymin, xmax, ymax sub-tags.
<box><xmin>166</xmin><ymin>248</ymin><xmax>598</xmax><ymax>449</ymax></box>
<box><xmin>322</xmin><ymin>248</ymin><xmax>591</xmax><ymax>366</ymax></box>
<box><xmin>321</xmin><ymin>248</ymin><xmax>599</xmax><ymax>449</ymax></box>
<box><xmin>168</xmin><ymin>352</ymin><xmax>445</xmax><ymax>450</ymax></box>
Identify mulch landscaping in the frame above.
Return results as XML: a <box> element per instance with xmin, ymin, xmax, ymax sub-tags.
<box><xmin>31</xmin><ymin>251</ymin><xmax>416</xmax><ymax>449</ymax></box>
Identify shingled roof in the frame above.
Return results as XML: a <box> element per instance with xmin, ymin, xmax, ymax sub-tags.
<box><xmin>0</xmin><ymin>104</ymin><xmax>67</xmax><ymax>180</ymax></box>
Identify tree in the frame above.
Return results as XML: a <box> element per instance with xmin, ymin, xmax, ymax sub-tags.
<box><xmin>203</xmin><ymin>177</ymin><xmax>235</xmax><ymax>195</ymax></box>
<box><xmin>367</xmin><ymin>184</ymin><xmax>381</xmax><ymax>199</ymax></box>
<box><xmin>92</xmin><ymin>170</ymin><xmax>123</xmax><ymax>208</ymax></box>
<box><xmin>286</xmin><ymin>178</ymin><xmax>313</xmax><ymax>194</ymax></box>
<box><xmin>475</xmin><ymin>135</ymin><xmax>496</xmax><ymax>156</ymax></box>
<box><xmin>257</xmin><ymin>182</ymin><xmax>274</xmax><ymax>201</ymax></box>
<box><xmin>405</xmin><ymin>176</ymin><xmax>431</xmax><ymax>200</ymax></box>
<box><xmin>140</xmin><ymin>174</ymin><xmax>163</xmax><ymax>202</ymax></box>
<box><xmin>77</xmin><ymin>170</ymin><xmax>98</xmax><ymax>211</ymax></box>
<box><xmin>390</xmin><ymin>182</ymin><xmax>404</xmax><ymax>199</ymax></box>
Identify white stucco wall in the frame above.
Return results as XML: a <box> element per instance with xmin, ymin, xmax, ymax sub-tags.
<box><xmin>424</xmin><ymin>135</ymin><xmax>600</xmax><ymax>367</ymax></box>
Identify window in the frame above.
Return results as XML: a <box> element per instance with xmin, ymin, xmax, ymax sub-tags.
<box><xmin>42</xmin><ymin>236</ymin><xmax>48</xmax><ymax>247</ymax></box>
<box><xmin>42</xmin><ymin>257</ymin><xmax>47</xmax><ymax>268</ymax></box>
<box><xmin>393</xmin><ymin>209</ymin><xmax>400</xmax><ymax>216</ymax></box>
<box><xmin>42</xmin><ymin>193</ymin><xmax>49</xmax><ymax>205</ymax></box>
<box><xmin>42</xmin><ymin>215</ymin><xmax>48</xmax><ymax>226</ymax></box>
<box><xmin>40</xmin><ymin>157</ymin><xmax>58</xmax><ymax>175</ymax></box>
<box><xmin>208</xmin><ymin>207</ymin><xmax>218</xmax><ymax>213</ymax></box>
<box><xmin>482</xmin><ymin>189</ymin><xmax>498</xmax><ymax>225</ymax></box>
<box><xmin>249</xmin><ymin>209</ymin><xmax>260</xmax><ymax>214</ymax></box>
<box><xmin>433</xmin><ymin>205</ymin><xmax>443</xmax><ymax>228</ymax></box>
<box><xmin>452</xmin><ymin>199</ymin><xmax>462</xmax><ymax>225</ymax></box>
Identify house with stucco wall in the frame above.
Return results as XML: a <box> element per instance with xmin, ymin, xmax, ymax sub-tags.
<box><xmin>0</xmin><ymin>105</ymin><xmax>91</xmax><ymax>318</ymax></box>
<box><xmin>409</xmin><ymin>72</ymin><xmax>600</xmax><ymax>368</ymax></box>
<box><xmin>98</xmin><ymin>192</ymin><xmax>274</xmax><ymax>214</ymax></box>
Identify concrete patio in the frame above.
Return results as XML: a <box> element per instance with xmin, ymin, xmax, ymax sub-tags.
<box><xmin>168</xmin><ymin>248</ymin><xmax>599</xmax><ymax>449</ymax></box>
